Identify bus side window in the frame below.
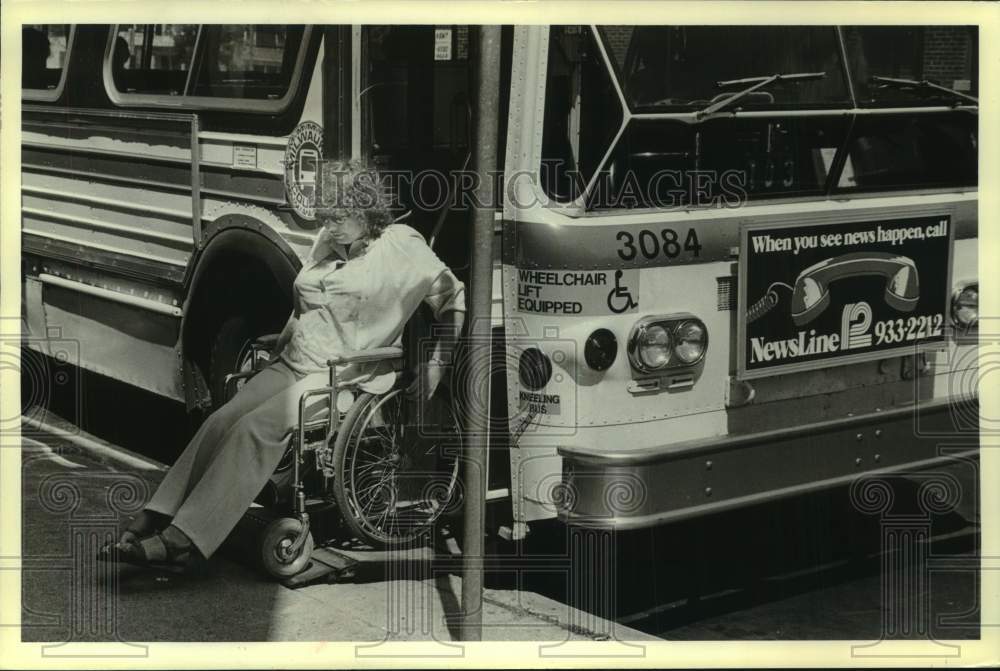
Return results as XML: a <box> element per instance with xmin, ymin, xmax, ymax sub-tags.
<box><xmin>189</xmin><ymin>26</ymin><xmax>305</xmax><ymax>100</ymax></box>
<box><xmin>22</xmin><ymin>25</ymin><xmax>71</xmax><ymax>94</ymax></box>
<box><xmin>111</xmin><ymin>25</ymin><xmax>198</xmax><ymax>95</ymax></box>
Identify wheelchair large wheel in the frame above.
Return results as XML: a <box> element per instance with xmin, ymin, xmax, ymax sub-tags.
<box><xmin>333</xmin><ymin>389</ymin><xmax>461</xmax><ymax>548</ymax></box>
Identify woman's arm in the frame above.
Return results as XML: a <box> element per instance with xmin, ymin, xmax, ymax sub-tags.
<box><xmin>428</xmin><ymin>306</ymin><xmax>464</xmax><ymax>382</ymax></box>
<box><xmin>412</xmin><ymin>266</ymin><xmax>467</xmax><ymax>399</ymax></box>
<box><xmin>270</xmin><ymin>310</ymin><xmax>298</xmax><ymax>360</ymax></box>
<box><xmin>410</xmin><ymin>307</ymin><xmax>465</xmax><ymax>401</ymax></box>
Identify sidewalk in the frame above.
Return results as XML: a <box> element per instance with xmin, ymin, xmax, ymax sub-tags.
<box><xmin>20</xmin><ymin>411</ymin><xmax>658</xmax><ymax>643</ymax></box>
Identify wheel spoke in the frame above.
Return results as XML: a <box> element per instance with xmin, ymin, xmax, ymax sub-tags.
<box><xmin>355</xmin><ymin>473</ymin><xmax>392</xmax><ymax>496</ymax></box>
<box><xmin>358</xmin><ymin>470</ymin><xmax>395</xmax><ymax>517</ymax></box>
<box><xmin>368</xmin><ymin>425</ymin><xmax>395</xmax><ymax>447</ymax></box>
<box><xmin>339</xmin><ymin>390</ymin><xmax>461</xmax><ymax>545</ymax></box>
<box><xmin>354</xmin><ymin>461</ymin><xmax>392</xmax><ymax>477</ymax></box>
<box><xmin>358</xmin><ymin>446</ymin><xmax>390</xmax><ymax>462</ymax></box>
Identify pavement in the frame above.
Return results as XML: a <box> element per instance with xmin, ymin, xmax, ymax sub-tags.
<box><xmin>19</xmin><ymin>409</ymin><xmax>658</xmax><ymax>643</ymax></box>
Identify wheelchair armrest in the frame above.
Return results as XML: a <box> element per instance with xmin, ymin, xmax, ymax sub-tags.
<box><xmin>225</xmin><ymin>370</ymin><xmax>258</xmax><ymax>385</ymax></box>
<box><xmin>254</xmin><ymin>334</ymin><xmax>281</xmax><ymax>348</ymax></box>
<box><xmin>327</xmin><ymin>346</ymin><xmax>404</xmax><ymax>367</ymax></box>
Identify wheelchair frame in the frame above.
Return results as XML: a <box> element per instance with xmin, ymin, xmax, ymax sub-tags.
<box><xmin>224</xmin><ymin>337</ymin><xmax>406</xmax><ymax>572</ymax></box>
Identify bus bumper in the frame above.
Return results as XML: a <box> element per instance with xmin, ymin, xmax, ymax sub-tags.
<box><xmin>557</xmin><ymin>398</ymin><xmax>978</xmax><ymax>529</ymax></box>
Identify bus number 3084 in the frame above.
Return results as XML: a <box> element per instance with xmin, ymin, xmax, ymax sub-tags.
<box><xmin>616</xmin><ymin>228</ymin><xmax>703</xmax><ymax>262</ymax></box>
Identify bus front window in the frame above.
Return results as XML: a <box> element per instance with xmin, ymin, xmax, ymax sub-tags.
<box><xmin>602</xmin><ymin>26</ymin><xmax>850</xmax><ymax>112</ymax></box>
<box><xmin>843</xmin><ymin>26</ymin><xmax>978</xmax><ymax>106</ymax></box>
<box><xmin>837</xmin><ymin>26</ymin><xmax>978</xmax><ymax>191</ymax></box>
<box><xmin>538</xmin><ymin>25</ymin><xmax>976</xmax><ymax>211</ymax></box>
<box><xmin>540</xmin><ymin>26</ymin><xmax>623</xmax><ymax>203</ymax></box>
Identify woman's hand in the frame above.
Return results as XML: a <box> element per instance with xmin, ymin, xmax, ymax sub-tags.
<box><xmin>406</xmin><ymin>308</ymin><xmax>463</xmax><ymax>401</ymax></box>
<box><xmin>406</xmin><ymin>359</ymin><xmax>450</xmax><ymax>402</ymax></box>
<box><xmin>269</xmin><ymin>312</ymin><xmax>298</xmax><ymax>361</ymax></box>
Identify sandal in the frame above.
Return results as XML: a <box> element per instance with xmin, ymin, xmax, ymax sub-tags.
<box><xmin>110</xmin><ymin>529</ymin><xmax>204</xmax><ymax>575</ymax></box>
<box><xmin>96</xmin><ymin>511</ymin><xmax>165</xmax><ymax>562</ymax></box>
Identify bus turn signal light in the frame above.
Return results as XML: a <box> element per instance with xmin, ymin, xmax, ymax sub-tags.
<box><xmin>952</xmin><ymin>282</ymin><xmax>978</xmax><ymax>329</ymax></box>
<box><xmin>584</xmin><ymin>328</ymin><xmax>618</xmax><ymax>371</ymax></box>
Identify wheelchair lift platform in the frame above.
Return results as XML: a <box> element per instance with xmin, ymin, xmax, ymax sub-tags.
<box><xmin>227</xmin><ymin>504</ymin><xmax>457</xmax><ymax>589</ymax></box>
<box><xmin>283</xmin><ymin>542</ymin><xmax>442</xmax><ymax>589</ymax></box>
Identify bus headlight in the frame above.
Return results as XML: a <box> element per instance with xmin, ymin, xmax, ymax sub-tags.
<box><xmin>952</xmin><ymin>283</ymin><xmax>978</xmax><ymax>328</ymax></box>
<box><xmin>628</xmin><ymin>314</ymin><xmax>708</xmax><ymax>374</ymax></box>
<box><xmin>673</xmin><ymin>319</ymin><xmax>708</xmax><ymax>365</ymax></box>
<box><xmin>636</xmin><ymin>324</ymin><xmax>673</xmax><ymax>370</ymax></box>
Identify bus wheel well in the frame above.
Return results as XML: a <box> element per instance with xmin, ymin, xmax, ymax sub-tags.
<box><xmin>181</xmin><ymin>230</ymin><xmax>298</xmax><ymax>404</ymax></box>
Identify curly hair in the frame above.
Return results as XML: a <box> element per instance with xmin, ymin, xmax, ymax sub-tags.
<box><xmin>315</xmin><ymin>159</ymin><xmax>395</xmax><ymax>240</ymax></box>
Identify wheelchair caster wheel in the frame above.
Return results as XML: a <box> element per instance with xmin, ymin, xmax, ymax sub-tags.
<box><xmin>260</xmin><ymin>517</ymin><xmax>314</xmax><ymax>579</ymax></box>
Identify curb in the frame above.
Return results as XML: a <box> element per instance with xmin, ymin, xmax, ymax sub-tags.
<box><xmin>22</xmin><ymin>408</ymin><xmax>167</xmax><ymax>472</ymax></box>
<box><xmin>482</xmin><ymin>589</ymin><xmax>659</xmax><ymax>642</ymax></box>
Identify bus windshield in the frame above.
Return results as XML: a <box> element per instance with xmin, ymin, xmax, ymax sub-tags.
<box><xmin>843</xmin><ymin>26</ymin><xmax>978</xmax><ymax>106</ymax></box>
<box><xmin>541</xmin><ymin>25</ymin><xmax>978</xmax><ymax>210</ymax></box>
<box><xmin>601</xmin><ymin>26</ymin><xmax>851</xmax><ymax>112</ymax></box>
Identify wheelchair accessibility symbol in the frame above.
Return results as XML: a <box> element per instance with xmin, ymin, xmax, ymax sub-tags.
<box><xmin>607</xmin><ymin>270</ymin><xmax>638</xmax><ymax>314</ymax></box>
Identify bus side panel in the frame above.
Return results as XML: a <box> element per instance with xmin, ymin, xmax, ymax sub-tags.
<box><xmin>22</xmin><ymin>113</ymin><xmax>197</xmax><ymax>402</ymax></box>
<box><xmin>24</xmin><ymin>286</ymin><xmax>185</xmax><ymax>400</ymax></box>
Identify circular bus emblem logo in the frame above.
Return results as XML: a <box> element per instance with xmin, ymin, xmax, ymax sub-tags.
<box><xmin>283</xmin><ymin>121</ymin><xmax>323</xmax><ymax>221</ymax></box>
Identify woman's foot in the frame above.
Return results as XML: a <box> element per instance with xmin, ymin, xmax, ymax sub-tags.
<box><xmin>96</xmin><ymin>513</ymin><xmax>179</xmax><ymax>565</ymax></box>
<box><xmin>118</xmin><ymin>510</ymin><xmax>169</xmax><ymax>549</ymax></box>
<box><xmin>114</xmin><ymin>525</ymin><xmax>204</xmax><ymax>574</ymax></box>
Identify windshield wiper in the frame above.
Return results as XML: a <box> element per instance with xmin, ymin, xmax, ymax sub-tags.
<box><xmin>695</xmin><ymin>71</ymin><xmax>827</xmax><ymax>119</ymax></box>
<box><xmin>870</xmin><ymin>75</ymin><xmax>978</xmax><ymax>106</ymax></box>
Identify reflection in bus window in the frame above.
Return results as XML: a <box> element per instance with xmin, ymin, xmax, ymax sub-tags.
<box><xmin>840</xmin><ymin>113</ymin><xmax>977</xmax><ymax>191</ymax></box>
<box><xmin>541</xmin><ymin>26</ymin><xmax>623</xmax><ymax>203</ymax></box>
<box><xmin>113</xmin><ymin>25</ymin><xmax>199</xmax><ymax>95</ymax></box>
<box><xmin>843</xmin><ymin>26</ymin><xmax>978</xmax><ymax>106</ymax></box>
<box><xmin>590</xmin><ymin>116</ymin><xmax>850</xmax><ymax>210</ymax></box>
<box><xmin>361</xmin><ymin>26</ymin><xmax>472</xmax><ymax>167</ymax></box>
<box><xmin>22</xmin><ymin>25</ymin><xmax>70</xmax><ymax>91</ymax></box>
<box><xmin>363</xmin><ymin>26</ymin><xmax>416</xmax><ymax>160</ymax></box>
<box><xmin>190</xmin><ymin>26</ymin><xmax>305</xmax><ymax>100</ymax></box>
<box><xmin>602</xmin><ymin>26</ymin><xmax>850</xmax><ymax>111</ymax></box>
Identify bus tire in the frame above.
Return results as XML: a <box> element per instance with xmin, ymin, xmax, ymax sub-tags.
<box><xmin>208</xmin><ymin>314</ymin><xmax>264</xmax><ymax>409</ymax></box>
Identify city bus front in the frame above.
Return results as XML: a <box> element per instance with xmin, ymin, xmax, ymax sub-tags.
<box><xmin>499</xmin><ymin>25</ymin><xmax>978</xmax><ymax>537</ymax></box>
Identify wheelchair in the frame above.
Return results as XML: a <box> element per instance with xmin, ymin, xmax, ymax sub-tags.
<box><xmin>224</xmin><ymin>331</ymin><xmax>462</xmax><ymax>580</ymax></box>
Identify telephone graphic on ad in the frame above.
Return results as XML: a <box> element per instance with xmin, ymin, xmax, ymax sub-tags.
<box><xmin>747</xmin><ymin>252</ymin><xmax>920</xmax><ymax>326</ymax></box>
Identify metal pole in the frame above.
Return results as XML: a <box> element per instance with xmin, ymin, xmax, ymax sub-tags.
<box><xmin>459</xmin><ymin>25</ymin><xmax>501</xmax><ymax>642</ymax></box>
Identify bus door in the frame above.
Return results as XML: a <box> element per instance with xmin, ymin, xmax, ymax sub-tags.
<box><xmin>359</xmin><ymin>25</ymin><xmax>473</xmax><ymax>274</ymax></box>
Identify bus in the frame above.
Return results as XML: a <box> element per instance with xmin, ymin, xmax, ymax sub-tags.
<box><xmin>21</xmin><ymin>24</ymin><xmax>978</xmax><ymax>539</ymax></box>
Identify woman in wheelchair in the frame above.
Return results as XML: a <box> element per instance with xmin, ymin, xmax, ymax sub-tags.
<box><xmin>99</xmin><ymin>162</ymin><xmax>466</xmax><ymax>574</ymax></box>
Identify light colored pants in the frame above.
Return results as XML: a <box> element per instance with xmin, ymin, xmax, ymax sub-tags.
<box><xmin>145</xmin><ymin>358</ymin><xmax>329</xmax><ymax>558</ymax></box>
